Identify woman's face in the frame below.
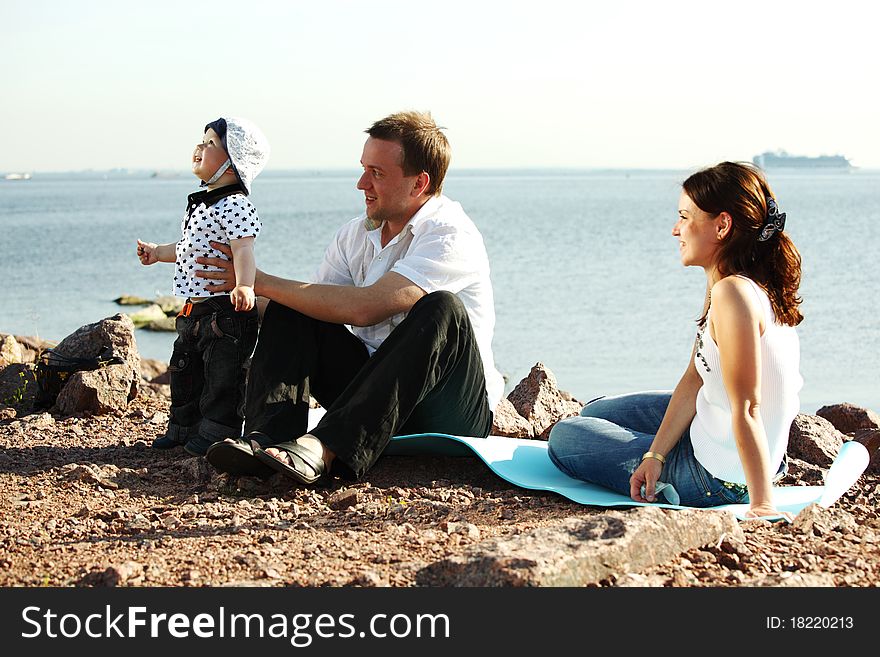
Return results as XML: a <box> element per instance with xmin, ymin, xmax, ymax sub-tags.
<box><xmin>673</xmin><ymin>191</ymin><xmax>725</xmax><ymax>269</ymax></box>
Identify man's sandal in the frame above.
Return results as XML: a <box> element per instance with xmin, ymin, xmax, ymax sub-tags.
<box><xmin>254</xmin><ymin>441</ymin><xmax>326</xmax><ymax>485</ymax></box>
<box><xmin>206</xmin><ymin>433</ymin><xmax>275</xmax><ymax>479</ymax></box>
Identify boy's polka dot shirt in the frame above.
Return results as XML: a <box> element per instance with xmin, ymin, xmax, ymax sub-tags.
<box><xmin>174</xmin><ymin>187</ymin><xmax>261</xmax><ymax>298</ymax></box>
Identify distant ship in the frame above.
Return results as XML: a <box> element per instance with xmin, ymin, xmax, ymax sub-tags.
<box><xmin>3</xmin><ymin>172</ymin><xmax>32</xmax><ymax>180</ymax></box>
<box><xmin>753</xmin><ymin>150</ymin><xmax>852</xmax><ymax>171</ymax></box>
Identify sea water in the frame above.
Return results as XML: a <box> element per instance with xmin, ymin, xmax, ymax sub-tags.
<box><xmin>1</xmin><ymin>169</ymin><xmax>878</xmax><ymax>412</ymax></box>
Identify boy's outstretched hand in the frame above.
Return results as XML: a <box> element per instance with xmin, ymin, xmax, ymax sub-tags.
<box><xmin>136</xmin><ymin>239</ymin><xmax>160</xmax><ymax>265</ymax></box>
<box><xmin>231</xmin><ymin>284</ymin><xmax>255</xmax><ymax>312</ymax></box>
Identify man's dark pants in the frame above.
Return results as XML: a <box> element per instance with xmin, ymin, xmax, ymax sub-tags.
<box><xmin>243</xmin><ymin>291</ymin><xmax>493</xmax><ymax>479</ymax></box>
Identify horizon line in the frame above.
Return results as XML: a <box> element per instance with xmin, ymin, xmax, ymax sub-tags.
<box><xmin>4</xmin><ymin>164</ymin><xmax>878</xmax><ymax>176</ymax></box>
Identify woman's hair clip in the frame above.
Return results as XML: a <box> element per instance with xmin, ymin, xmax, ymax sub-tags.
<box><xmin>757</xmin><ymin>197</ymin><xmax>786</xmax><ymax>242</ymax></box>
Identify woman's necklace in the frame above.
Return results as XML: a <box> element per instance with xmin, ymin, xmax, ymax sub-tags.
<box><xmin>695</xmin><ymin>289</ymin><xmax>712</xmax><ymax>372</ymax></box>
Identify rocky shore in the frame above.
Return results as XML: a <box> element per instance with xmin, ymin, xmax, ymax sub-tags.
<box><xmin>1</xmin><ymin>320</ymin><xmax>878</xmax><ymax>588</ymax></box>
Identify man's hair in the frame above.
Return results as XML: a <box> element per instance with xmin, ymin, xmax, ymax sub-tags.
<box><xmin>366</xmin><ymin>111</ymin><xmax>450</xmax><ymax>196</ymax></box>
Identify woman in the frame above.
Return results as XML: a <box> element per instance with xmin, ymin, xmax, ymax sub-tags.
<box><xmin>548</xmin><ymin>162</ymin><xmax>803</xmax><ymax>520</ymax></box>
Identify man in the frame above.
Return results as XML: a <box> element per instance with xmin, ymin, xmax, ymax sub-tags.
<box><xmin>200</xmin><ymin>111</ymin><xmax>504</xmax><ymax>485</ymax></box>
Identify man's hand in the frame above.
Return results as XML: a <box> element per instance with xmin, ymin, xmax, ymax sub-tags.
<box><xmin>195</xmin><ymin>242</ymin><xmax>236</xmax><ymax>293</ymax></box>
<box><xmin>231</xmin><ymin>284</ymin><xmax>255</xmax><ymax>312</ymax></box>
<box><xmin>136</xmin><ymin>239</ymin><xmax>161</xmax><ymax>265</ymax></box>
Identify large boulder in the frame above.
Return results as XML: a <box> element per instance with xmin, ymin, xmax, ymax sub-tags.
<box><xmin>505</xmin><ymin>363</ymin><xmax>583</xmax><ymax>439</ymax></box>
<box><xmin>816</xmin><ymin>403</ymin><xmax>880</xmax><ymax>435</ymax></box>
<box><xmin>51</xmin><ymin>314</ymin><xmax>141</xmax><ymax>415</ymax></box>
<box><xmin>491</xmin><ymin>398</ymin><xmax>535</xmax><ymax>438</ymax></box>
<box><xmin>854</xmin><ymin>429</ymin><xmax>880</xmax><ymax>475</ymax></box>
<box><xmin>787</xmin><ymin>414</ymin><xmax>846</xmax><ymax>468</ymax></box>
<box><xmin>416</xmin><ymin>507</ymin><xmax>742</xmax><ymax>586</ymax></box>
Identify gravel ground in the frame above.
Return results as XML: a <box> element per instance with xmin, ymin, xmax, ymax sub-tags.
<box><xmin>1</xmin><ymin>392</ymin><xmax>878</xmax><ymax>588</ymax></box>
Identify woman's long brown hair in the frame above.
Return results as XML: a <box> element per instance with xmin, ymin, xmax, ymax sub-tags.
<box><xmin>683</xmin><ymin>162</ymin><xmax>803</xmax><ymax>326</ymax></box>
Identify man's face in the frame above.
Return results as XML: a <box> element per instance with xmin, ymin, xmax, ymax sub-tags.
<box><xmin>356</xmin><ymin>137</ymin><xmax>421</xmax><ymax>224</ymax></box>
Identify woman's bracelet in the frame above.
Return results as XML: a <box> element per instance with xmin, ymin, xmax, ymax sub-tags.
<box><xmin>641</xmin><ymin>451</ymin><xmax>666</xmax><ymax>465</ymax></box>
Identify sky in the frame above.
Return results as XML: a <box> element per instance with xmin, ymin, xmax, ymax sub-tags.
<box><xmin>2</xmin><ymin>0</ymin><xmax>878</xmax><ymax>172</ymax></box>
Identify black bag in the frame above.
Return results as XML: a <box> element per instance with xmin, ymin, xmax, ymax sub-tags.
<box><xmin>34</xmin><ymin>348</ymin><xmax>125</xmax><ymax>408</ymax></box>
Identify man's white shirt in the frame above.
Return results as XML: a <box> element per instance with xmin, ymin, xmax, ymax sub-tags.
<box><xmin>313</xmin><ymin>194</ymin><xmax>504</xmax><ymax>410</ymax></box>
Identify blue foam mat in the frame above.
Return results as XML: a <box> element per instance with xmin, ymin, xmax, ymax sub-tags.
<box><xmin>385</xmin><ymin>433</ymin><xmax>870</xmax><ymax>521</ymax></box>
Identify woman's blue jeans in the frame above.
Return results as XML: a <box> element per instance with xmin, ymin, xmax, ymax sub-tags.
<box><xmin>547</xmin><ymin>392</ymin><xmax>750</xmax><ymax>507</ymax></box>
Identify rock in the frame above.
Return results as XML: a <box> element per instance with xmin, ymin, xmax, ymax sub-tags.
<box><xmin>349</xmin><ymin>570</ymin><xmax>388</xmax><ymax>587</ymax></box>
<box><xmin>816</xmin><ymin>403</ymin><xmax>880</xmax><ymax>435</ymax></box>
<box><xmin>140</xmin><ymin>358</ymin><xmax>169</xmax><ymax>382</ymax></box>
<box><xmin>146</xmin><ymin>411</ymin><xmax>168</xmax><ymax>425</ymax></box>
<box><xmin>491</xmin><ymin>398</ymin><xmax>535</xmax><ymax>438</ymax></box>
<box><xmin>0</xmin><ymin>335</ymin><xmax>24</xmax><ymax>364</ymax></box>
<box><xmin>23</xmin><ymin>411</ymin><xmax>55</xmax><ymax>428</ymax></box>
<box><xmin>51</xmin><ymin>314</ymin><xmax>140</xmax><ymax>415</ymax></box>
<box><xmin>327</xmin><ymin>488</ymin><xmax>361</xmax><ymax>510</ymax></box>
<box><xmin>747</xmin><ymin>572</ymin><xmax>837</xmax><ymax>587</ymax></box>
<box><xmin>0</xmin><ymin>334</ymin><xmax>49</xmax><ymax>364</ymax></box>
<box><xmin>127</xmin><ymin>304</ymin><xmax>167</xmax><ymax>327</ymax></box>
<box><xmin>145</xmin><ymin>316</ymin><xmax>177</xmax><ymax>332</ymax></box>
<box><xmin>56</xmin><ymin>366</ymin><xmax>140</xmax><ymax>415</ymax></box>
<box><xmin>124</xmin><ymin>514</ymin><xmax>152</xmax><ymax>532</ymax></box>
<box><xmin>103</xmin><ymin>561</ymin><xmax>144</xmax><ymax>586</ymax></box>
<box><xmin>779</xmin><ymin>457</ymin><xmax>825</xmax><ymax>486</ymax></box>
<box><xmin>791</xmin><ymin>503</ymin><xmax>859</xmax><ymax>536</ymax></box>
<box><xmin>787</xmin><ymin>414</ymin><xmax>845</xmax><ymax>468</ymax></box>
<box><xmin>220</xmin><ymin>579</ymin><xmax>274</xmax><ymax>587</ymax></box>
<box><xmin>416</xmin><ymin>506</ymin><xmax>742</xmax><ymax>586</ymax></box>
<box><xmin>506</xmin><ymin>363</ymin><xmax>583</xmax><ymax>439</ymax></box>
<box><xmin>180</xmin><ymin>457</ymin><xmax>213</xmax><ymax>485</ymax></box>
<box><xmin>441</xmin><ymin>521</ymin><xmax>481</xmax><ymax>541</ymax></box>
<box><xmin>233</xmin><ymin>476</ymin><xmax>265</xmax><ymax>495</ymax></box>
<box><xmin>613</xmin><ymin>573</ymin><xmax>667</xmax><ymax>587</ymax></box>
<box><xmin>114</xmin><ymin>294</ymin><xmax>183</xmax><ymax>316</ymax></box>
<box><xmin>0</xmin><ymin>364</ymin><xmax>37</xmax><ymax>408</ymax></box>
<box><xmin>854</xmin><ymin>429</ymin><xmax>880</xmax><ymax>475</ymax></box>
<box><xmin>77</xmin><ymin>561</ymin><xmax>144</xmax><ymax>587</ymax></box>
<box><xmin>559</xmin><ymin>389</ymin><xmax>582</xmax><ymax>404</ymax></box>
<box><xmin>62</xmin><ymin>463</ymin><xmax>119</xmax><ymax>490</ymax></box>
<box><xmin>0</xmin><ymin>407</ymin><xmax>15</xmax><ymax>421</ymax></box>
<box><xmin>114</xmin><ymin>295</ymin><xmax>153</xmax><ymax>306</ymax></box>
<box><xmin>142</xmin><ymin>382</ymin><xmax>171</xmax><ymax>398</ymax></box>
<box><xmin>154</xmin><ymin>296</ymin><xmax>184</xmax><ymax>315</ymax></box>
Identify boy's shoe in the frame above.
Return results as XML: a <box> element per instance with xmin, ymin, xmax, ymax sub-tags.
<box><xmin>183</xmin><ymin>435</ymin><xmax>220</xmax><ymax>457</ymax></box>
<box><xmin>152</xmin><ymin>434</ymin><xmax>185</xmax><ymax>449</ymax></box>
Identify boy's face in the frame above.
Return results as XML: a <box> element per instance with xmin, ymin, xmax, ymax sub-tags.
<box><xmin>192</xmin><ymin>128</ymin><xmax>229</xmax><ymax>183</ymax></box>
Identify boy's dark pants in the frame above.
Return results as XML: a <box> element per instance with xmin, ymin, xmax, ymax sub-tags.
<box><xmin>165</xmin><ymin>297</ymin><xmax>258</xmax><ymax>445</ymax></box>
<box><xmin>244</xmin><ymin>291</ymin><xmax>493</xmax><ymax>479</ymax></box>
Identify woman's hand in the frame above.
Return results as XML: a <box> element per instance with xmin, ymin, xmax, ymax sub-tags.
<box><xmin>630</xmin><ymin>457</ymin><xmax>663</xmax><ymax>502</ymax></box>
<box><xmin>195</xmin><ymin>241</ymin><xmax>236</xmax><ymax>293</ymax></box>
<box><xmin>745</xmin><ymin>502</ymin><xmax>794</xmax><ymax>522</ymax></box>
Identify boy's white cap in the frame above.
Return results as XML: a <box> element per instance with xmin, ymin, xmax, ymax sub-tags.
<box><xmin>211</xmin><ymin>116</ymin><xmax>270</xmax><ymax>195</ymax></box>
